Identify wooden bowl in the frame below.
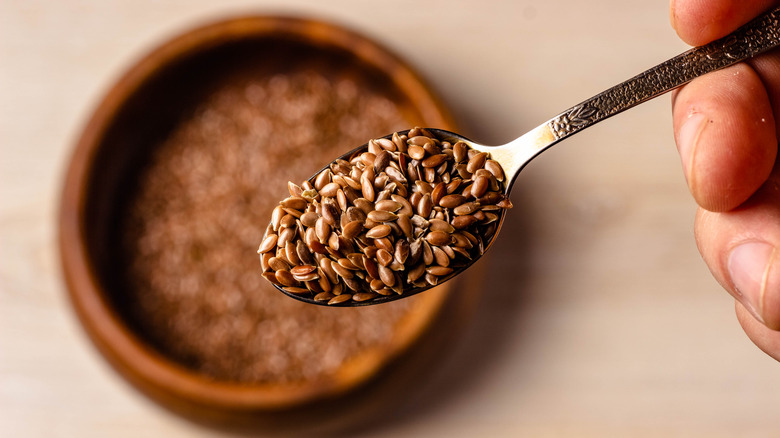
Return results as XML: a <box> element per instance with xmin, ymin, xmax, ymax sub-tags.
<box><xmin>59</xmin><ymin>15</ymin><xmax>478</xmax><ymax>433</ymax></box>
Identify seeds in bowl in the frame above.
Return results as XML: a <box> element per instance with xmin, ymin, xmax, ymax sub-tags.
<box><xmin>259</xmin><ymin>127</ymin><xmax>512</xmax><ymax>305</ymax></box>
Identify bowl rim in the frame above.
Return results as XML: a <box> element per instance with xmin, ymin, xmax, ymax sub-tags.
<box><xmin>58</xmin><ymin>14</ymin><xmax>458</xmax><ymax>412</ymax></box>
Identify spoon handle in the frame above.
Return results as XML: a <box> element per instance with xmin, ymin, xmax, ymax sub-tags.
<box><xmin>547</xmin><ymin>6</ymin><xmax>780</xmax><ymax>142</ymax></box>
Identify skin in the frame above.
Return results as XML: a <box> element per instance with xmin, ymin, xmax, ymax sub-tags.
<box><xmin>670</xmin><ymin>0</ymin><xmax>780</xmax><ymax>361</ymax></box>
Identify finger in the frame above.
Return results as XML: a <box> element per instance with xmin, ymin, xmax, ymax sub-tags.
<box><xmin>695</xmin><ymin>164</ymin><xmax>780</xmax><ymax>330</ymax></box>
<box><xmin>670</xmin><ymin>0</ymin><xmax>778</xmax><ymax>47</ymax></box>
<box><xmin>672</xmin><ymin>64</ymin><xmax>777</xmax><ymax>212</ymax></box>
<box><xmin>748</xmin><ymin>48</ymin><xmax>780</xmax><ymax>141</ymax></box>
<box><xmin>736</xmin><ymin>303</ymin><xmax>780</xmax><ymax>362</ymax></box>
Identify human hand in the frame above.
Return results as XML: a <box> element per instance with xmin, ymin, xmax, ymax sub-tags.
<box><xmin>671</xmin><ymin>0</ymin><xmax>780</xmax><ymax>361</ymax></box>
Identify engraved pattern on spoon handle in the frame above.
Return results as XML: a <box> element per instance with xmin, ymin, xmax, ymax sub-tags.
<box><xmin>549</xmin><ymin>6</ymin><xmax>780</xmax><ymax>141</ymax></box>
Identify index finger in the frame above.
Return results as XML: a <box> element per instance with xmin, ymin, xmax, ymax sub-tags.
<box><xmin>671</xmin><ymin>0</ymin><xmax>778</xmax><ymax>46</ymax></box>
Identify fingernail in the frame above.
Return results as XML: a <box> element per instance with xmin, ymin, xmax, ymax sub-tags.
<box><xmin>728</xmin><ymin>241</ymin><xmax>775</xmax><ymax>324</ymax></box>
<box><xmin>677</xmin><ymin>112</ymin><xmax>708</xmax><ymax>182</ymax></box>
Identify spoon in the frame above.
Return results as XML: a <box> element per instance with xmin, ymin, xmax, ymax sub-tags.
<box><xmin>267</xmin><ymin>6</ymin><xmax>780</xmax><ymax>306</ymax></box>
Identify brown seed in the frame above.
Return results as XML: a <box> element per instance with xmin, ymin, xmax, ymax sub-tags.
<box><xmin>258</xmin><ymin>234</ymin><xmax>277</xmax><ymax>253</ymax></box>
<box><xmin>394</xmin><ymin>239</ymin><xmax>410</xmax><ymax>264</ymax></box>
<box><xmin>445</xmin><ymin>178</ymin><xmax>462</xmax><ymax>194</ymax></box>
<box><xmin>300</xmin><ymin>211</ymin><xmax>319</xmax><ymax>228</ymax></box>
<box><xmin>370</xmin><ymin>278</ymin><xmax>385</xmax><ymax>291</ymax></box>
<box><xmin>260</xmin><ymin>251</ymin><xmax>272</xmax><ymax>271</ymax></box>
<box><xmin>319</xmin><ymin>258</ymin><xmax>338</xmax><ymax>283</ymax></box>
<box><xmin>314</xmin><ymin>292</ymin><xmax>334</xmax><ymax>302</ymax></box>
<box><xmin>375</xmin><ymin>200</ymin><xmax>402</xmax><ymax>212</ymax></box>
<box><xmin>346</xmin><ymin>206</ymin><xmax>367</xmax><ymax>223</ymax></box>
<box><xmin>452</xmin><ymin>247</ymin><xmax>472</xmax><ymax>259</ymax></box>
<box><xmin>262</xmin><ymin>271</ymin><xmax>282</xmax><ymax>286</ymax></box>
<box><xmin>275</xmin><ymin>270</ymin><xmax>297</xmax><ymax>287</ymax></box>
<box><xmin>283</xmin><ymin>241</ymin><xmax>299</xmax><ymax>265</ymax></box>
<box><xmin>362</xmin><ymin>257</ymin><xmax>379</xmax><ymax>279</ymax></box>
<box><xmin>431</xmin><ymin>182</ymin><xmax>446</xmax><ymax>206</ymax></box>
<box><xmin>376</xmin><ymin>248</ymin><xmax>393</xmax><ymax>266</ymax></box>
<box><xmin>344</xmin><ymin>176</ymin><xmax>362</xmax><ymax>190</ymax></box>
<box><xmin>309</xmin><ymin>239</ymin><xmax>328</xmax><ymax>255</ymax></box>
<box><xmin>392</xmin><ymin>194</ymin><xmax>414</xmax><ymax>217</ymax></box>
<box><xmin>426</xmin><ymin>230</ymin><xmax>451</xmax><ymax>246</ymax></box>
<box><xmin>408</xmin><ymin>135</ymin><xmax>432</xmax><ymax>146</ymax></box>
<box><xmin>453</xmin><ymin>202</ymin><xmax>480</xmax><ymax>216</ymax></box>
<box><xmin>361</xmin><ymin>177</ymin><xmax>375</xmax><ymax>201</ymax></box>
<box><xmin>423</xmin><ymin>142</ymin><xmax>441</xmax><ymax>156</ymax></box>
<box><xmin>471</xmin><ymin>175</ymin><xmax>489</xmax><ymax>198</ymax></box>
<box><xmin>466</xmin><ymin>152</ymin><xmax>488</xmax><ymax>173</ymax></box>
<box><xmin>280</xmin><ymin>196</ymin><xmax>307</xmax><ymax>211</ymax></box>
<box><xmin>315</xmin><ymin>217</ymin><xmax>331</xmax><ymax>243</ymax></box>
<box><xmin>318</xmin><ymin>274</ymin><xmax>332</xmax><ymax>292</ymax></box>
<box><xmin>283</xmin><ymin>286</ymin><xmax>310</xmax><ymax>295</ymax></box>
<box><xmin>451</xmin><ymin>233</ymin><xmax>473</xmax><ymax>249</ymax></box>
<box><xmin>374</xmin><ymin>150</ymin><xmax>391</xmax><ymax>172</ymax></box>
<box><xmin>453</xmin><ymin>141</ymin><xmax>468</xmax><ymax>162</ymax></box>
<box><xmin>427</xmin><ymin>266</ymin><xmax>454</xmax><ymax>276</ymax></box>
<box><xmin>376</xmin><ymin>137</ymin><xmax>395</xmax><ymax>151</ymax></box>
<box><xmin>353</xmin><ymin>198</ymin><xmax>374</xmax><ymax>216</ymax></box>
<box><xmin>337</xmin><ymin>257</ymin><xmax>359</xmax><ymax>270</ymax></box>
<box><xmin>290</xmin><ymin>265</ymin><xmax>317</xmax><ymax>275</ymax></box>
<box><xmin>368</xmin><ymin>210</ymin><xmax>398</xmax><ymax>222</ymax></box>
<box><xmin>407</xmin><ymin>263</ymin><xmax>426</xmax><ymax>282</ymax></box>
<box><xmin>360</xmin><ymin>152</ymin><xmax>376</xmax><ymax>166</ymax></box>
<box><xmin>331</xmin><ymin>263</ymin><xmax>354</xmax><ymax>279</ymax></box>
<box><xmin>363</xmin><ymin>245</ymin><xmax>378</xmax><ymax>259</ymax></box>
<box><xmin>353</xmin><ymin>292</ymin><xmax>379</xmax><ymax>302</ymax></box>
<box><xmin>270</xmin><ymin>205</ymin><xmax>285</xmax><ymax>231</ymax></box>
<box><xmin>478</xmin><ymin>191</ymin><xmax>503</xmax><ymax>205</ymax></box>
<box><xmin>328</xmin><ymin>294</ymin><xmax>352</xmax><ymax>305</ymax></box>
<box><xmin>421</xmin><ymin>154</ymin><xmax>447</xmax><ymax>168</ymax></box>
<box><xmin>439</xmin><ymin>194</ymin><xmax>466</xmax><ymax>209</ymax></box>
<box><xmin>342</xmin><ymin>276</ymin><xmax>362</xmax><ymax>291</ymax></box>
<box><xmin>389</xmin><ymin>131</ymin><xmax>405</xmax><ymax>151</ymax></box>
<box><xmin>314</xmin><ymin>170</ymin><xmax>331</xmax><ymax>190</ymax></box>
<box><xmin>397</xmin><ymin>213</ymin><xmax>413</xmax><ymax>238</ymax></box>
<box><xmin>287</xmin><ymin>181</ymin><xmax>303</xmax><ymax>198</ymax></box>
<box><xmin>293</xmin><ymin>271</ymin><xmax>319</xmax><ymax>282</ymax></box>
<box><xmin>432</xmin><ymin>246</ymin><xmax>450</xmax><ymax>267</ymax></box>
<box><xmin>378</xmin><ymin>264</ymin><xmax>395</xmax><ymax>287</ymax></box>
<box><xmin>483</xmin><ymin>212</ymin><xmax>499</xmax><ymax>224</ymax></box>
<box><xmin>342</xmin><ymin>220</ymin><xmax>364</xmax><ymax>240</ymax></box>
<box><xmin>428</xmin><ymin>218</ymin><xmax>455</xmax><ymax>233</ymax></box>
<box><xmin>417</xmin><ymin>193</ymin><xmax>432</xmax><ymax>218</ymax></box>
<box><xmin>485</xmin><ymin>159</ymin><xmax>505</xmax><ymax>181</ymax></box>
<box><xmin>366</xmin><ymin>224</ymin><xmax>392</xmax><ymax>239</ymax></box>
<box><xmin>456</xmin><ymin>185</ymin><xmax>471</xmax><ymax>201</ymax></box>
<box><xmin>452</xmin><ymin>215</ymin><xmax>478</xmax><ymax>229</ymax></box>
<box><xmin>455</xmin><ymin>163</ymin><xmax>472</xmax><ymax>180</ymax></box>
<box><xmin>374</xmin><ymin>237</ymin><xmax>394</xmax><ymax>253</ymax></box>
<box><xmin>321</xmin><ymin>202</ymin><xmax>340</xmax><ymax>225</ymax></box>
<box><xmin>336</xmin><ymin>189</ymin><xmax>348</xmax><ymax>211</ymax></box>
<box><xmin>268</xmin><ymin>256</ymin><xmax>289</xmax><ymax>271</ymax></box>
<box><xmin>408</xmin><ymin>145</ymin><xmax>426</xmax><ymax>160</ymax></box>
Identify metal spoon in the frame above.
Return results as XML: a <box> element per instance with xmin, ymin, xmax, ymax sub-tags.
<box><xmin>269</xmin><ymin>7</ymin><xmax>780</xmax><ymax>306</ymax></box>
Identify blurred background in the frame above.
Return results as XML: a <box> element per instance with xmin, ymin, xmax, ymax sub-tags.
<box><xmin>2</xmin><ymin>0</ymin><xmax>780</xmax><ymax>436</ymax></box>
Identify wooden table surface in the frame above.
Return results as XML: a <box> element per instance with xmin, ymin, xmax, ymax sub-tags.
<box><xmin>2</xmin><ymin>1</ymin><xmax>779</xmax><ymax>436</ymax></box>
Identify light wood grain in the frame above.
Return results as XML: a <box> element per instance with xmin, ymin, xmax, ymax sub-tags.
<box><xmin>2</xmin><ymin>0</ymin><xmax>779</xmax><ymax>436</ymax></box>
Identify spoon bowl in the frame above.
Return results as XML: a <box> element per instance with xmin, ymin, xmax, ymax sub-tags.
<box><xmin>268</xmin><ymin>6</ymin><xmax>780</xmax><ymax>306</ymax></box>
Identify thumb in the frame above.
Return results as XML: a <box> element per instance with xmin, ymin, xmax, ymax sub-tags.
<box><xmin>695</xmin><ymin>168</ymin><xmax>780</xmax><ymax>330</ymax></box>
